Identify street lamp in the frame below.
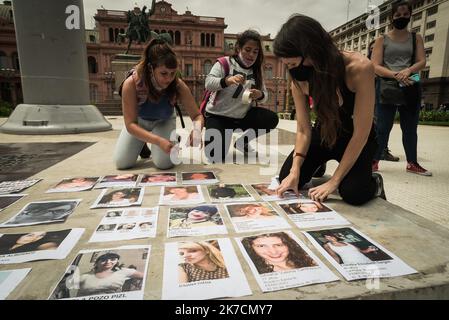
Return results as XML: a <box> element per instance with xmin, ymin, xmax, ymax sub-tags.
<box><xmin>104</xmin><ymin>71</ymin><xmax>115</xmax><ymax>99</ymax></box>
<box><xmin>272</xmin><ymin>77</ymin><xmax>285</xmax><ymax>113</ymax></box>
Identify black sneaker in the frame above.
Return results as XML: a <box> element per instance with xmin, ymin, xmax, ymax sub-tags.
<box><xmin>381</xmin><ymin>148</ymin><xmax>399</xmax><ymax>162</ymax></box>
<box><xmin>313</xmin><ymin>163</ymin><xmax>327</xmax><ymax>178</ymax></box>
<box><xmin>140</xmin><ymin>144</ymin><xmax>151</xmax><ymax>159</ymax></box>
<box><xmin>372</xmin><ymin>172</ymin><xmax>386</xmax><ymax>200</ymax></box>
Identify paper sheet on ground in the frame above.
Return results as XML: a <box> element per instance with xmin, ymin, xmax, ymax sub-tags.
<box><xmin>304</xmin><ymin>227</ymin><xmax>417</xmax><ymax>281</ymax></box>
<box><xmin>162</xmin><ymin>238</ymin><xmax>251</xmax><ymax>300</ymax></box>
<box><xmin>89</xmin><ymin>208</ymin><xmax>158</xmax><ymax>242</ymax></box>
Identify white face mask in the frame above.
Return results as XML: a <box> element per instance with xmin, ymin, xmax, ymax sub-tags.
<box><xmin>149</xmin><ymin>65</ymin><xmax>163</xmax><ymax>91</ymax></box>
<box><xmin>238</xmin><ymin>52</ymin><xmax>255</xmax><ymax>68</ymax></box>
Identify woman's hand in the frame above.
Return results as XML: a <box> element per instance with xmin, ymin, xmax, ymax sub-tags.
<box><xmin>308</xmin><ymin>179</ymin><xmax>339</xmax><ymax>202</ymax></box>
<box><xmin>394</xmin><ymin>68</ymin><xmax>411</xmax><ymax>83</ymax></box>
<box><xmin>249</xmin><ymin>89</ymin><xmax>263</xmax><ymax>100</ymax></box>
<box><xmin>276</xmin><ymin>172</ymin><xmax>300</xmax><ymax>198</ymax></box>
<box><xmin>157</xmin><ymin>138</ymin><xmax>175</xmax><ymax>154</ymax></box>
<box><xmin>225</xmin><ymin>74</ymin><xmax>245</xmax><ymax>86</ymax></box>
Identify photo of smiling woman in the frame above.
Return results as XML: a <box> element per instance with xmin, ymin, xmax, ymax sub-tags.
<box><xmin>241</xmin><ymin>232</ymin><xmax>317</xmax><ymax>274</ymax></box>
<box><xmin>178</xmin><ymin>241</ymin><xmax>229</xmax><ymax>283</ymax></box>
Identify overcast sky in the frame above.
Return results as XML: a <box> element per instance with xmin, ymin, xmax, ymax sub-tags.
<box><xmin>83</xmin><ymin>0</ymin><xmax>386</xmax><ymax>35</ymax></box>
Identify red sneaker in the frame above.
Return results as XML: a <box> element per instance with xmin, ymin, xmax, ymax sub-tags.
<box><xmin>406</xmin><ymin>162</ymin><xmax>432</xmax><ymax>176</ymax></box>
<box><xmin>372</xmin><ymin>160</ymin><xmax>379</xmax><ymax>172</ymax></box>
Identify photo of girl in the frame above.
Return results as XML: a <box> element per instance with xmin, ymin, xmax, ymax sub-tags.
<box><xmin>168</xmin><ymin>205</ymin><xmax>227</xmax><ymax>238</ymax></box>
<box><xmin>159</xmin><ymin>186</ymin><xmax>205</xmax><ymax>205</ymax></box>
<box><xmin>0</xmin><ymin>230</ymin><xmax>71</xmax><ymax>255</ymax></box>
<box><xmin>178</xmin><ymin>241</ymin><xmax>229</xmax><ymax>283</ymax></box>
<box><xmin>46</xmin><ymin>177</ymin><xmax>99</xmax><ymax>193</ymax></box>
<box><xmin>49</xmin><ymin>246</ymin><xmax>150</xmax><ymax>300</ymax></box>
<box><xmin>207</xmin><ymin>184</ymin><xmax>254</xmax><ymax>203</ymax></box>
<box><xmin>279</xmin><ymin>201</ymin><xmax>331</xmax><ymax>215</ymax></box>
<box><xmin>241</xmin><ymin>232</ymin><xmax>317</xmax><ymax>274</ymax></box>
<box><xmin>138</xmin><ymin>172</ymin><xmax>177</xmax><ymax>186</ymax></box>
<box><xmin>91</xmin><ymin>188</ymin><xmax>144</xmax><ymax>209</ymax></box>
<box><xmin>181</xmin><ymin>172</ymin><xmax>218</xmax><ymax>185</ymax></box>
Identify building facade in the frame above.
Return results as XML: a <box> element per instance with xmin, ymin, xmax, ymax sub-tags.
<box><xmin>0</xmin><ymin>0</ymin><xmax>288</xmax><ymax>113</ymax></box>
<box><xmin>330</xmin><ymin>0</ymin><xmax>449</xmax><ymax>109</ymax></box>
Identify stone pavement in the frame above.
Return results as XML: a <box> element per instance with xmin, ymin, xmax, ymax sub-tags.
<box><xmin>0</xmin><ymin>116</ymin><xmax>449</xmax><ymax>300</ymax></box>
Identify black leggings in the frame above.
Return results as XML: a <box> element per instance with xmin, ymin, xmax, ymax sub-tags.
<box><xmin>279</xmin><ymin>130</ymin><xmax>378</xmax><ymax>206</ymax></box>
<box><xmin>204</xmin><ymin>107</ymin><xmax>279</xmax><ymax>162</ymax></box>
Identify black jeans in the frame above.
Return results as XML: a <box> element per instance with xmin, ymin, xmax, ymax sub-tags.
<box><xmin>204</xmin><ymin>107</ymin><xmax>279</xmax><ymax>162</ymax></box>
<box><xmin>374</xmin><ymin>103</ymin><xmax>420</xmax><ymax>162</ymax></box>
<box><xmin>279</xmin><ymin>129</ymin><xmax>378</xmax><ymax>206</ymax></box>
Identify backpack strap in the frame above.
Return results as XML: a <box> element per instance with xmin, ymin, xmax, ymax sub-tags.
<box><xmin>217</xmin><ymin>56</ymin><xmax>230</xmax><ymax>77</ymax></box>
<box><xmin>411</xmin><ymin>32</ymin><xmax>416</xmax><ymax>66</ymax></box>
<box><xmin>199</xmin><ymin>56</ymin><xmax>231</xmax><ymax>115</ymax></box>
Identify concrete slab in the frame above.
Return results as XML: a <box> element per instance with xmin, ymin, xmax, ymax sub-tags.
<box><xmin>0</xmin><ymin>117</ymin><xmax>448</xmax><ymax>300</ymax></box>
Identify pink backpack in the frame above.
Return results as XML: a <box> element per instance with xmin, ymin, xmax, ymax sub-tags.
<box><xmin>199</xmin><ymin>56</ymin><xmax>230</xmax><ymax>115</ymax></box>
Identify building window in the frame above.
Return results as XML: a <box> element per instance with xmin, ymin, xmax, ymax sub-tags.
<box><xmin>89</xmin><ymin>35</ymin><xmax>96</xmax><ymax>43</ymax></box>
<box><xmin>265</xmin><ymin>45</ymin><xmax>270</xmax><ymax>52</ymax></box>
<box><xmin>168</xmin><ymin>30</ymin><xmax>174</xmax><ymax>42</ymax></box>
<box><xmin>211</xmin><ymin>34</ymin><xmax>215</xmax><ymax>47</ymax></box>
<box><xmin>412</xmin><ymin>12</ymin><xmax>422</xmax><ymax>21</ymax></box>
<box><xmin>206</xmin><ymin>33</ymin><xmax>210</xmax><ymax>47</ymax></box>
<box><xmin>175</xmin><ymin>31</ymin><xmax>181</xmax><ymax>45</ymax></box>
<box><xmin>425</xmin><ymin>48</ymin><xmax>433</xmax><ymax>59</ymax></box>
<box><xmin>228</xmin><ymin>42</ymin><xmax>234</xmax><ymax>51</ymax></box>
<box><xmin>426</xmin><ymin>21</ymin><xmax>436</xmax><ymax>29</ymax></box>
<box><xmin>421</xmin><ymin>69</ymin><xmax>430</xmax><ymax>79</ymax></box>
<box><xmin>154</xmin><ymin>29</ymin><xmax>159</xmax><ymax>34</ymax></box>
<box><xmin>185</xmin><ymin>64</ymin><xmax>193</xmax><ymax>77</ymax></box>
<box><xmin>87</xmin><ymin>56</ymin><xmax>97</xmax><ymax>74</ymax></box>
<box><xmin>11</xmin><ymin>52</ymin><xmax>19</xmax><ymax>71</ymax></box>
<box><xmin>201</xmin><ymin>33</ymin><xmax>205</xmax><ymax>47</ymax></box>
<box><xmin>114</xmin><ymin>28</ymin><xmax>119</xmax><ymax>43</ymax></box>
<box><xmin>427</xmin><ymin>6</ymin><xmax>438</xmax><ymax>17</ymax></box>
<box><xmin>203</xmin><ymin>60</ymin><xmax>212</xmax><ymax>75</ymax></box>
<box><xmin>425</xmin><ymin>34</ymin><xmax>434</xmax><ymax>42</ymax></box>
<box><xmin>412</xmin><ymin>26</ymin><xmax>421</xmax><ymax>33</ymax></box>
<box><xmin>264</xmin><ymin>65</ymin><xmax>273</xmax><ymax>79</ymax></box>
<box><xmin>108</xmin><ymin>28</ymin><xmax>114</xmax><ymax>42</ymax></box>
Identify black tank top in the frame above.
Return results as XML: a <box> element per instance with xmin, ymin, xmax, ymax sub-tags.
<box><xmin>311</xmin><ymin>80</ymin><xmax>375</xmax><ymax>140</ymax></box>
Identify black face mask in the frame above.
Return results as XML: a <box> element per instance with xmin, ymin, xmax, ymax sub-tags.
<box><xmin>289</xmin><ymin>58</ymin><xmax>314</xmax><ymax>82</ymax></box>
<box><xmin>392</xmin><ymin>17</ymin><xmax>410</xmax><ymax>30</ymax></box>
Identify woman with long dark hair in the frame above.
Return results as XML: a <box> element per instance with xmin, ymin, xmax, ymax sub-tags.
<box><xmin>204</xmin><ymin>30</ymin><xmax>279</xmax><ymax>162</ymax></box>
<box><xmin>241</xmin><ymin>232</ymin><xmax>317</xmax><ymax>274</ymax></box>
<box><xmin>114</xmin><ymin>36</ymin><xmax>204</xmax><ymax>170</ymax></box>
<box><xmin>274</xmin><ymin>14</ymin><xmax>385</xmax><ymax>205</ymax></box>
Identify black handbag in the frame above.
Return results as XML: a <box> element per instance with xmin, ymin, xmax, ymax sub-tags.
<box><xmin>379</xmin><ymin>32</ymin><xmax>420</xmax><ymax>107</ymax></box>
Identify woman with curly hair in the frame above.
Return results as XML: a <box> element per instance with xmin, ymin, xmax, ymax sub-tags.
<box><xmin>241</xmin><ymin>232</ymin><xmax>317</xmax><ymax>273</ymax></box>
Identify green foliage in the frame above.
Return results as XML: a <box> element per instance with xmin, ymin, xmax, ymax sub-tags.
<box><xmin>0</xmin><ymin>101</ymin><xmax>13</xmax><ymax>117</ymax></box>
<box><xmin>394</xmin><ymin>110</ymin><xmax>449</xmax><ymax>124</ymax></box>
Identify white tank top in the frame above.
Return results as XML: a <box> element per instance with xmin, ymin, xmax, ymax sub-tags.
<box><xmin>327</xmin><ymin>242</ymin><xmax>372</xmax><ymax>264</ymax></box>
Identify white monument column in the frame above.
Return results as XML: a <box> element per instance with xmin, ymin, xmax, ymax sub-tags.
<box><xmin>0</xmin><ymin>0</ymin><xmax>111</xmax><ymax>134</ymax></box>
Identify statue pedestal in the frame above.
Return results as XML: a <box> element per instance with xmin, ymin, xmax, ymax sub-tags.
<box><xmin>111</xmin><ymin>54</ymin><xmax>141</xmax><ymax>98</ymax></box>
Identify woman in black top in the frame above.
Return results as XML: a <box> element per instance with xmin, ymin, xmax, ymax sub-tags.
<box><xmin>274</xmin><ymin>14</ymin><xmax>385</xmax><ymax>205</ymax></box>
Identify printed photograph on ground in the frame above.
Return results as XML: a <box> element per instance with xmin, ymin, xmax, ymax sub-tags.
<box><xmin>236</xmin><ymin>231</ymin><xmax>338</xmax><ymax>292</ymax></box>
<box><xmin>162</xmin><ymin>238</ymin><xmax>251</xmax><ymax>300</ymax></box>
<box><xmin>49</xmin><ymin>245</ymin><xmax>150</xmax><ymax>300</ymax></box>
<box><xmin>305</xmin><ymin>227</ymin><xmax>417</xmax><ymax>281</ymax></box>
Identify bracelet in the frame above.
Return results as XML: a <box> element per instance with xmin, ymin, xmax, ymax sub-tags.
<box><xmin>293</xmin><ymin>152</ymin><xmax>307</xmax><ymax>159</ymax></box>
